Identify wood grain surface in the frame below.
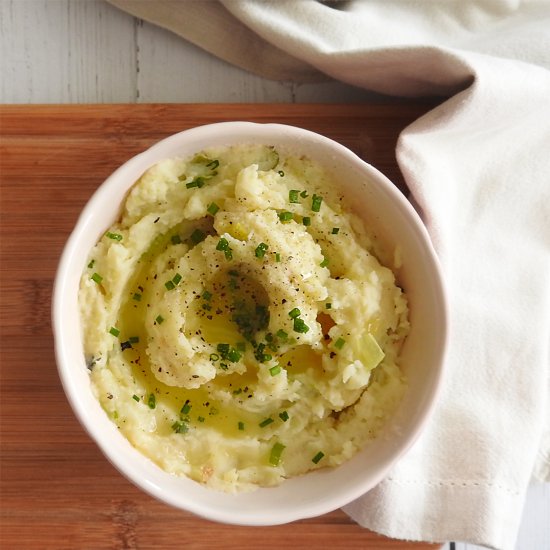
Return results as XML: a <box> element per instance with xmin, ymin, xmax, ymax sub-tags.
<box><xmin>0</xmin><ymin>104</ymin><xmax>441</xmax><ymax>550</ymax></box>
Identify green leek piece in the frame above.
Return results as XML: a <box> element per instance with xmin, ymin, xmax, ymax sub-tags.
<box><xmin>357</xmin><ymin>332</ymin><xmax>385</xmax><ymax>371</ymax></box>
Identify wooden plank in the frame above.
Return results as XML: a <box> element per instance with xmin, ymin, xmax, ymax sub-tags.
<box><xmin>0</xmin><ymin>104</ymin><xmax>441</xmax><ymax>550</ymax></box>
<box><xmin>0</xmin><ymin>0</ymin><xmax>373</xmax><ymax>105</ymax></box>
<box><xmin>0</xmin><ymin>0</ymin><xmax>136</xmax><ymax>103</ymax></box>
<box><xmin>135</xmin><ymin>18</ymin><xmax>294</xmax><ymax>103</ymax></box>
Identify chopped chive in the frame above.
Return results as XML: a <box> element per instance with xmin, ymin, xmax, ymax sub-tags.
<box><xmin>302</xmin><ymin>216</ymin><xmax>311</xmax><ymax>226</ymax></box>
<box><xmin>278</xmin><ymin>170</ymin><xmax>285</xmax><ymax>177</ymax></box>
<box><xmin>202</xmin><ymin>290</ymin><xmax>212</xmax><ymax>301</ymax></box>
<box><xmin>293</xmin><ymin>318</ymin><xmax>310</xmax><ymax>333</ymax></box>
<box><xmin>325</xmin><ymin>303</ymin><xmax>332</xmax><ymax>309</ymax></box>
<box><xmin>300</xmin><ymin>190</ymin><xmax>309</xmax><ymax>198</ymax></box>
<box><xmin>180</xmin><ymin>400</ymin><xmax>191</xmax><ymax>414</ymax></box>
<box><xmin>207</xmin><ymin>202</ymin><xmax>220</xmax><ymax>215</ymax></box>
<box><xmin>269</xmin><ymin>365</ymin><xmax>281</xmax><ymax>376</ymax></box>
<box><xmin>216</xmin><ymin>343</ymin><xmax>242</xmax><ymax>363</ymax></box>
<box><xmin>91</xmin><ymin>272</ymin><xmax>103</xmax><ymax>284</ymax></box>
<box><xmin>129</xmin><ymin>336</ymin><xmax>140</xmax><ymax>344</ymax></box>
<box><xmin>172</xmin><ymin>420</ymin><xmax>189</xmax><ymax>434</ymax></box>
<box><xmin>197</xmin><ymin>416</ymin><xmax>205</xmax><ymax>422</ymax></box>
<box><xmin>312</xmin><ymin>451</ymin><xmax>325</xmax><ymax>464</ymax></box>
<box><xmin>275</xmin><ymin>252</ymin><xmax>281</xmax><ymax>262</ymax></box>
<box><xmin>206</xmin><ymin>159</ymin><xmax>219</xmax><ymax>170</ymax></box>
<box><xmin>255</xmin><ymin>242</ymin><xmax>269</xmax><ymax>258</ymax></box>
<box><xmin>288</xmin><ymin>307</ymin><xmax>301</xmax><ymax>319</ymax></box>
<box><xmin>164</xmin><ymin>280</ymin><xmax>175</xmax><ymax>291</ymax></box>
<box><xmin>311</xmin><ymin>194</ymin><xmax>323</xmax><ymax>212</ymax></box>
<box><xmin>190</xmin><ymin>229</ymin><xmax>206</xmax><ymax>245</ymax></box>
<box><xmin>255</xmin><ymin>347</ymin><xmax>267</xmax><ymax>361</ymax></box>
<box><xmin>269</xmin><ymin>442</ymin><xmax>286</xmax><ymax>466</ymax></box>
<box><xmin>334</xmin><ymin>337</ymin><xmax>346</xmax><ymax>349</ymax></box>
<box><xmin>279</xmin><ymin>411</ymin><xmax>289</xmax><ymax>422</ymax></box>
<box><xmin>202</xmin><ymin>303</ymin><xmax>212</xmax><ymax>311</ymax></box>
<box><xmin>155</xmin><ymin>314</ymin><xmax>164</xmax><ymax>325</ymax></box>
<box><xmin>320</xmin><ymin>258</ymin><xmax>329</xmax><ymax>268</ymax></box>
<box><xmin>238</xmin><ymin>421</ymin><xmax>245</xmax><ymax>431</ymax></box>
<box><xmin>332</xmin><ymin>227</ymin><xmax>340</xmax><ymax>234</ymax></box>
<box><xmin>278</xmin><ymin>211</ymin><xmax>293</xmax><ymax>223</ymax></box>
<box><xmin>289</xmin><ymin>190</ymin><xmax>300</xmax><ymax>203</ymax></box>
<box><xmin>172</xmin><ymin>273</ymin><xmax>182</xmax><ymax>285</ymax></box>
<box><xmin>186</xmin><ymin>177</ymin><xmax>205</xmax><ymax>189</ymax></box>
<box><xmin>233</xmin><ymin>388</ymin><xmax>242</xmax><ymax>395</ymax></box>
<box><xmin>147</xmin><ymin>393</ymin><xmax>156</xmax><ymax>409</ymax></box>
<box><xmin>132</xmin><ymin>292</ymin><xmax>142</xmax><ymax>301</ymax></box>
<box><xmin>87</xmin><ymin>259</ymin><xmax>95</xmax><ymax>269</ymax></box>
<box><xmin>219</xmin><ymin>363</ymin><xmax>228</xmax><ymax>370</ymax></box>
<box><xmin>259</xmin><ymin>417</ymin><xmax>274</xmax><ymax>428</ymax></box>
<box><xmin>276</xmin><ymin>329</ymin><xmax>288</xmax><ymax>340</ymax></box>
<box><xmin>217</xmin><ymin>343</ymin><xmax>230</xmax><ymax>355</ymax></box>
<box><xmin>132</xmin><ymin>394</ymin><xmax>140</xmax><ymax>402</ymax></box>
<box><xmin>105</xmin><ymin>232</ymin><xmax>123</xmax><ymax>241</ymax></box>
<box><xmin>209</xmin><ymin>353</ymin><xmax>219</xmax><ymax>362</ymax></box>
<box><xmin>171</xmin><ymin>234</ymin><xmax>182</xmax><ymax>245</ymax></box>
<box><xmin>227</xmin><ymin>348</ymin><xmax>241</xmax><ymax>363</ymax></box>
<box><xmin>216</xmin><ymin>237</ymin><xmax>233</xmax><ymax>259</ymax></box>
<box><xmin>216</xmin><ymin>237</ymin><xmax>229</xmax><ymax>251</ymax></box>
<box><xmin>109</xmin><ymin>326</ymin><xmax>120</xmax><ymax>337</ymax></box>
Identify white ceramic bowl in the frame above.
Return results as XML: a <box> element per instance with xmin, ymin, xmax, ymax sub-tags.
<box><xmin>53</xmin><ymin>122</ymin><xmax>447</xmax><ymax>526</ymax></box>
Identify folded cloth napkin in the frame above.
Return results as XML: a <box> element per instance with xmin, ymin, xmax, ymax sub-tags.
<box><xmin>107</xmin><ymin>1</ymin><xmax>550</xmax><ymax>548</ymax></box>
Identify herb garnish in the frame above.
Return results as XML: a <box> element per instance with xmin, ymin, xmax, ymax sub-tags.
<box><xmin>105</xmin><ymin>232</ymin><xmax>123</xmax><ymax>241</ymax></box>
<box><xmin>207</xmin><ymin>202</ymin><xmax>220</xmax><ymax>215</ymax></box>
<box><xmin>311</xmin><ymin>194</ymin><xmax>323</xmax><ymax>212</ymax></box>
<box><xmin>312</xmin><ymin>451</ymin><xmax>325</xmax><ymax>464</ymax></box>
<box><xmin>269</xmin><ymin>442</ymin><xmax>286</xmax><ymax>466</ymax></box>
<box><xmin>255</xmin><ymin>242</ymin><xmax>269</xmax><ymax>258</ymax></box>
<box><xmin>216</xmin><ymin>237</ymin><xmax>233</xmax><ymax>260</ymax></box>
<box><xmin>289</xmin><ymin>190</ymin><xmax>300</xmax><ymax>203</ymax></box>
<box><xmin>259</xmin><ymin>417</ymin><xmax>274</xmax><ymax>428</ymax></box>
<box><xmin>278</xmin><ymin>211</ymin><xmax>293</xmax><ymax>223</ymax></box>
<box><xmin>190</xmin><ymin>229</ymin><xmax>206</xmax><ymax>245</ymax></box>
<box><xmin>172</xmin><ymin>420</ymin><xmax>189</xmax><ymax>434</ymax></box>
<box><xmin>334</xmin><ymin>337</ymin><xmax>346</xmax><ymax>349</ymax></box>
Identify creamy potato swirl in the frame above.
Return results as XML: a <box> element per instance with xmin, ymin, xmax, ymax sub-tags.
<box><xmin>79</xmin><ymin>145</ymin><xmax>409</xmax><ymax>492</ymax></box>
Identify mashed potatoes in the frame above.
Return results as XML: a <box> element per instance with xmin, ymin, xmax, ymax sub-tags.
<box><xmin>80</xmin><ymin>144</ymin><xmax>409</xmax><ymax>492</ymax></box>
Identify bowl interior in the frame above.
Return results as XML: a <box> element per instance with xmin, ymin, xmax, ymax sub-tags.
<box><xmin>53</xmin><ymin>122</ymin><xmax>447</xmax><ymax>525</ymax></box>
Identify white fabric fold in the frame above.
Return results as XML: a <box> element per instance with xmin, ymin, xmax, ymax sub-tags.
<box><xmin>105</xmin><ymin>1</ymin><xmax>550</xmax><ymax>548</ymax></box>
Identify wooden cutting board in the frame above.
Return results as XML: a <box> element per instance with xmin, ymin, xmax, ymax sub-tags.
<box><xmin>0</xmin><ymin>104</ymin><xmax>442</xmax><ymax>550</ymax></box>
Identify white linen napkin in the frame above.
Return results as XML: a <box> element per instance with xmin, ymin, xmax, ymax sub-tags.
<box><xmin>107</xmin><ymin>1</ymin><xmax>550</xmax><ymax>548</ymax></box>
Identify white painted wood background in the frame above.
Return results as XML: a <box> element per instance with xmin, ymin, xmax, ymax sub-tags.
<box><xmin>1</xmin><ymin>1</ymin><xmax>548</xmax><ymax>549</ymax></box>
